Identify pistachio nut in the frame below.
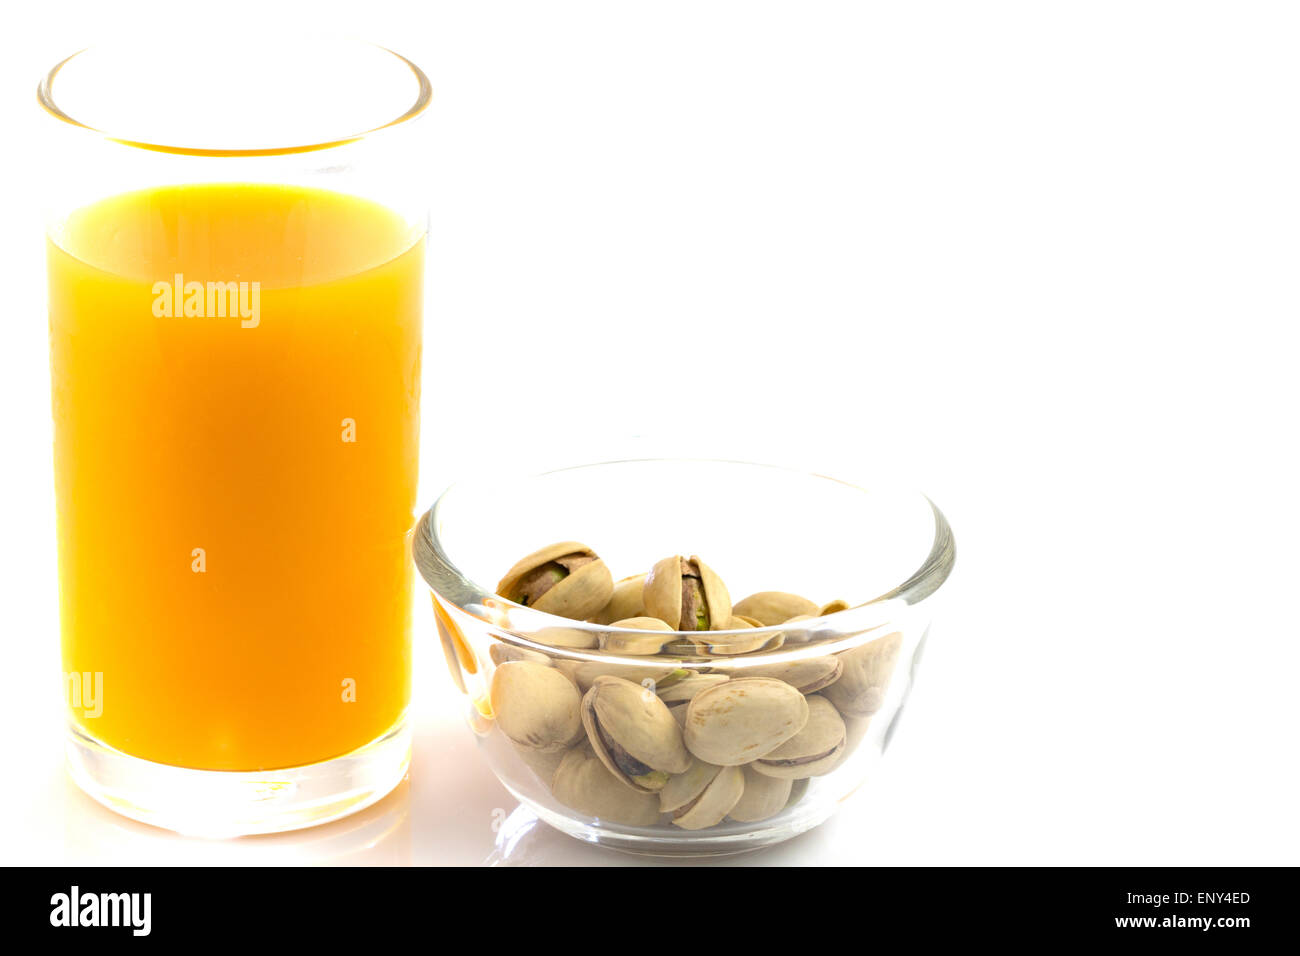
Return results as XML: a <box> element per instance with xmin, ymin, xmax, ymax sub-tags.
<box><xmin>732</xmin><ymin>591</ymin><xmax>819</xmax><ymax>626</ymax></box>
<box><xmin>683</xmin><ymin>677</ymin><xmax>809</xmax><ymax>766</ymax></box>
<box><xmin>644</xmin><ymin>555</ymin><xmax>731</xmax><ymax>631</ymax></box>
<box><xmin>776</xmin><ymin>613</ymin><xmax>817</xmax><ymax>645</ymax></box>
<box><xmin>497</xmin><ymin>542</ymin><xmax>614</xmax><ymax>621</ymax></box>
<box><xmin>671</xmin><ymin>764</ymin><xmax>744</xmax><ymax>830</ymax></box>
<box><xmin>557</xmin><ymin>660</ymin><xmax>689</xmax><ymax>694</ymax></box>
<box><xmin>599</xmin><ymin>617</ymin><xmax>675</xmax><ymax>655</ymax></box>
<box><xmin>786</xmin><ymin>777</ymin><xmax>809</xmax><ymax>808</ymax></box>
<box><xmin>686</xmin><ymin>615</ymin><xmax>785</xmax><ymax>656</ymax></box>
<box><xmin>728</xmin><ymin>765</ymin><xmax>792</xmax><ymax>823</ymax></box>
<box><xmin>582</xmin><ymin>676</ymin><xmax>692</xmax><ymax>792</ymax></box>
<box><xmin>656</xmin><ymin>673</ymin><xmax>730</xmax><ymax>703</ymax></box>
<box><xmin>751</xmin><ymin>694</ymin><xmax>846</xmax><ymax>779</ymax></box>
<box><xmin>726</xmin><ymin>656</ymin><xmax>842</xmax><ymax>694</ymax></box>
<box><xmin>489</xmin><ymin>643</ymin><xmax>554</xmax><ymax>667</ymax></box>
<box><xmin>531</xmin><ymin>625</ymin><xmax>600</xmax><ymax>650</ymax></box>
<box><xmin>590</xmin><ymin>574</ymin><xmax>648</xmax><ymax>625</ymax></box>
<box><xmin>822</xmin><ymin>631</ymin><xmax>904</xmax><ymax>717</ymax></box>
<box><xmin>551</xmin><ymin>746</ymin><xmax>662</xmax><ymax>826</ymax></box>
<box><xmin>489</xmin><ymin>661</ymin><xmax>583</xmax><ymax>753</ymax></box>
<box><xmin>819</xmin><ymin>599</ymin><xmax>851</xmax><ymax>616</ymax></box>
<box><xmin>658</xmin><ymin>758</ymin><xmax>722</xmax><ymax>814</ymax></box>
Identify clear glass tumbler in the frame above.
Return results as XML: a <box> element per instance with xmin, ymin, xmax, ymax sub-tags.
<box><xmin>40</xmin><ymin>32</ymin><xmax>430</xmax><ymax>835</ymax></box>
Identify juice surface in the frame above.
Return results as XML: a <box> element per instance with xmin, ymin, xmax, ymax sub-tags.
<box><xmin>49</xmin><ymin>183</ymin><xmax>423</xmax><ymax>771</ymax></box>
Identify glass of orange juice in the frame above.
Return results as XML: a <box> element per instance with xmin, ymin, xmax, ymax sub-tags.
<box><xmin>39</xmin><ymin>32</ymin><xmax>429</xmax><ymax>835</ymax></box>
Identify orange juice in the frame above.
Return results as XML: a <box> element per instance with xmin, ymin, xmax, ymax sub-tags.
<box><xmin>48</xmin><ymin>183</ymin><xmax>423</xmax><ymax>771</ymax></box>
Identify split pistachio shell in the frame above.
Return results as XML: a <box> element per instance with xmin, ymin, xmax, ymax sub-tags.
<box><xmin>752</xmin><ymin>694</ymin><xmax>846</xmax><ymax>779</ymax></box>
<box><xmin>659</xmin><ymin>758</ymin><xmax>722</xmax><ymax>813</ymax></box>
<box><xmin>599</xmin><ymin>617</ymin><xmax>675</xmax><ymax>655</ymax></box>
<box><xmin>687</xmin><ymin>616</ymin><xmax>785</xmax><ymax>656</ymax></box>
<box><xmin>729</xmin><ymin>765</ymin><xmax>793</xmax><ymax>823</ymax></box>
<box><xmin>490</xmin><ymin>661</ymin><xmax>583</xmax><ymax>753</ymax></box>
<box><xmin>727</xmin><ymin>656</ymin><xmax>842</xmax><ymax>694</ymax></box>
<box><xmin>732</xmin><ymin>591</ymin><xmax>819</xmax><ymax>626</ymax></box>
<box><xmin>656</xmin><ymin>673</ymin><xmax>730</xmax><ymax>703</ymax></box>
<box><xmin>552</xmin><ymin>746</ymin><xmax>662</xmax><ymax>826</ymax></box>
<box><xmin>684</xmin><ymin>678</ymin><xmax>809</xmax><ymax>766</ymax></box>
<box><xmin>591</xmin><ymin>574</ymin><xmax>648</xmax><ymax>625</ymax></box>
<box><xmin>819</xmin><ymin>599</ymin><xmax>851</xmax><ymax>616</ymax></box>
<box><xmin>672</xmin><ymin>764</ymin><xmax>744</xmax><ymax>830</ymax></box>
<box><xmin>644</xmin><ymin>555</ymin><xmax>731</xmax><ymax>631</ymax></box>
<box><xmin>497</xmin><ymin>542</ymin><xmax>614</xmax><ymax>621</ymax></box>
<box><xmin>822</xmin><ymin>631</ymin><xmax>904</xmax><ymax>717</ymax></box>
<box><xmin>583</xmin><ymin>676</ymin><xmax>692</xmax><ymax>792</ymax></box>
<box><xmin>558</xmin><ymin>660</ymin><xmax>689</xmax><ymax>694</ymax></box>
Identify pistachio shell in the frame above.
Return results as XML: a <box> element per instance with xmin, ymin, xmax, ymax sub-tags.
<box><xmin>672</xmin><ymin>764</ymin><xmax>744</xmax><ymax>830</ymax></box>
<box><xmin>751</xmin><ymin>695</ymin><xmax>846</xmax><ymax>779</ymax></box>
<box><xmin>512</xmin><ymin>744</ymin><xmax>568</xmax><ymax>786</ymax></box>
<box><xmin>583</xmin><ymin>676</ymin><xmax>693</xmax><ymax>792</ymax></box>
<box><xmin>489</xmin><ymin>643</ymin><xmax>554</xmax><ymax>667</ymax></box>
<box><xmin>658</xmin><ymin>758</ymin><xmax>722</xmax><ymax>813</ymax></box>
<box><xmin>490</xmin><ymin>661</ymin><xmax>583</xmax><ymax>753</ymax></box>
<box><xmin>643</xmin><ymin>555</ymin><xmax>731</xmax><ymax>631</ymax></box>
<box><xmin>599</xmin><ymin>617</ymin><xmax>675</xmax><ymax>655</ymax></box>
<box><xmin>727</xmin><ymin>656</ymin><xmax>842</xmax><ymax>694</ymax></box>
<box><xmin>819</xmin><ymin>599</ymin><xmax>852</xmax><ymax>616</ymax></box>
<box><xmin>728</xmin><ymin>765</ymin><xmax>792</xmax><ymax>823</ymax></box>
<box><xmin>688</xmin><ymin>616</ymin><xmax>785</xmax><ymax>656</ymax></box>
<box><xmin>778</xmin><ymin>614</ymin><xmax>817</xmax><ymax>645</ymax></box>
<box><xmin>786</xmin><ymin>777</ymin><xmax>810</xmax><ymax>808</ymax></box>
<box><xmin>532</xmin><ymin>626</ymin><xmax>600</xmax><ymax>650</ymax></box>
<box><xmin>591</xmin><ymin>574</ymin><xmax>648</xmax><ymax>625</ymax></box>
<box><xmin>551</xmin><ymin>747</ymin><xmax>662</xmax><ymax>826</ymax></box>
<box><xmin>822</xmin><ymin>632</ymin><xmax>904</xmax><ymax>717</ymax></box>
<box><xmin>656</xmin><ymin>673</ymin><xmax>730</xmax><ymax>703</ymax></box>
<box><xmin>683</xmin><ymin>678</ymin><xmax>809</xmax><ymax>766</ymax></box>
<box><xmin>496</xmin><ymin>541</ymin><xmax>614</xmax><ymax>621</ymax></box>
<box><xmin>732</xmin><ymin>591</ymin><xmax>819</xmax><ymax>626</ymax></box>
<box><xmin>558</xmin><ymin>660</ymin><xmax>688</xmax><ymax>694</ymax></box>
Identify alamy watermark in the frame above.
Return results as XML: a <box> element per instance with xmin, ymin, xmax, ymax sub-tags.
<box><xmin>152</xmin><ymin>272</ymin><xmax>260</xmax><ymax>328</ymax></box>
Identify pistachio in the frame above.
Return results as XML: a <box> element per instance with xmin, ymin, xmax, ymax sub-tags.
<box><xmin>551</xmin><ymin>746</ymin><xmax>662</xmax><ymax>826</ymax></box>
<box><xmin>751</xmin><ymin>695</ymin><xmax>846</xmax><ymax>779</ymax></box>
<box><xmin>599</xmin><ymin>617</ymin><xmax>675</xmax><ymax>655</ymax></box>
<box><xmin>497</xmin><ymin>542</ymin><xmax>614</xmax><ymax>621</ymax></box>
<box><xmin>557</xmin><ymin>660</ymin><xmax>689</xmax><ymax>694</ymax></box>
<box><xmin>683</xmin><ymin>677</ymin><xmax>809</xmax><ymax>766</ymax></box>
<box><xmin>725</xmin><ymin>656</ymin><xmax>842</xmax><ymax>694</ymax></box>
<box><xmin>732</xmin><ymin>591</ymin><xmax>819</xmax><ymax>626</ymax></box>
<box><xmin>822</xmin><ymin>631</ymin><xmax>903</xmax><ymax>717</ymax></box>
<box><xmin>687</xmin><ymin>615</ymin><xmax>785</xmax><ymax>656</ymax></box>
<box><xmin>728</xmin><ymin>765</ymin><xmax>792</xmax><ymax>823</ymax></box>
<box><xmin>644</xmin><ymin>555</ymin><xmax>731</xmax><ymax>631</ymax></box>
<box><xmin>656</xmin><ymin>673</ymin><xmax>729</xmax><ymax>703</ymax></box>
<box><xmin>582</xmin><ymin>676</ymin><xmax>692</xmax><ymax>792</ymax></box>
<box><xmin>489</xmin><ymin>643</ymin><xmax>554</xmax><ymax>667</ymax></box>
<box><xmin>658</xmin><ymin>758</ymin><xmax>722</xmax><ymax>814</ymax></box>
<box><xmin>489</xmin><ymin>661</ymin><xmax>583</xmax><ymax>753</ymax></box>
<box><xmin>819</xmin><ymin>599</ymin><xmax>851</xmax><ymax>616</ymax></box>
<box><xmin>532</xmin><ymin>625</ymin><xmax>600</xmax><ymax>650</ymax></box>
<box><xmin>786</xmin><ymin>777</ymin><xmax>809</xmax><ymax>808</ymax></box>
<box><xmin>591</xmin><ymin>574</ymin><xmax>648</xmax><ymax>625</ymax></box>
<box><xmin>671</xmin><ymin>764</ymin><xmax>744</xmax><ymax>830</ymax></box>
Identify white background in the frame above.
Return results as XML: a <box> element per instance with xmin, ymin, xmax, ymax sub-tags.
<box><xmin>1</xmin><ymin>0</ymin><xmax>1297</xmax><ymax>865</ymax></box>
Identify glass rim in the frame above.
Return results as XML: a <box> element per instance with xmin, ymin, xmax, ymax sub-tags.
<box><xmin>414</xmin><ymin>457</ymin><xmax>957</xmax><ymax>657</ymax></box>
<box><xmin>36</xmin><ymin>39</ymin><xmax>432</xmax><ymax>158</ymax></box>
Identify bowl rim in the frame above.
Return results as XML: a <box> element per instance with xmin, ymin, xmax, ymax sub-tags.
<box><xmin>413</xmin><ymin>457</ymin><xmax>956</xmax><ymax>650</ymax></box>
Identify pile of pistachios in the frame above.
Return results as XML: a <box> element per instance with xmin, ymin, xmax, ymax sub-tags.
<box><xmin>485</xmin><ymin>542</ymin><xmax>903</xmax><ymax>830</ymax></box>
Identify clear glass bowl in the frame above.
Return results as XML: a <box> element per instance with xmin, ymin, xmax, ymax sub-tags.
<box><xmin>413</xmin><ymin>459</ymin><xmax>955</xmax><ymax>856</ymax></box>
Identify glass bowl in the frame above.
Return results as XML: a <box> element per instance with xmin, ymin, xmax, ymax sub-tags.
<box><xmin>413</xmin><ymin>459</ymin><xmax>955</xmax><ymax>856</ymax></box>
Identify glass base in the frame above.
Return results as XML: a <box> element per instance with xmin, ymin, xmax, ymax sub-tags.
<box><xmin>65</xmin><ymin>718</ymin><xmax>410</xmax><ymax>838</ymax></box>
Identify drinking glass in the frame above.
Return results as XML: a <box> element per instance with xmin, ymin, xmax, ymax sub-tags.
<box><xmin>39</xmin><ymin>32</ymin><xmax>430</xmax><ymax>835</ymax></box>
